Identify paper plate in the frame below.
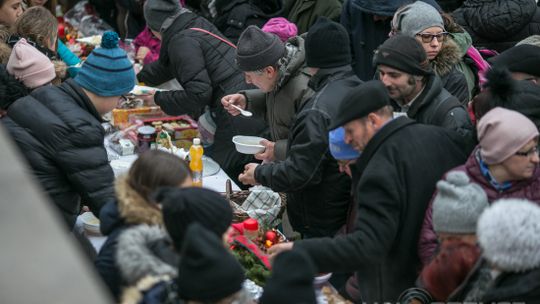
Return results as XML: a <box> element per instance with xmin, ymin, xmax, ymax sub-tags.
<box><xmin>203</xmin><ymin>156</ymin><xmax>220</xmax><ymax>177</ymax></box>
<box><xmin>76</xmin><ymin>35</ymin><xmax>101</xmax><ymax>46</ymax></box>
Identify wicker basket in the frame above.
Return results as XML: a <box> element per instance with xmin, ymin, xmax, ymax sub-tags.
<box><xmin>227</xmin><ymin>191</ymin><xmax>287</xmax><ymax>223</ymax></box>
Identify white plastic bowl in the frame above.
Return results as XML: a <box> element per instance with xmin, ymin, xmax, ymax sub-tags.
<box><xmin>232</xmin><ymin>136</ymin><xmax>266</xmax><ymax>154</ymax></box>
<box><xmin>80</xmin><ymin>212</ymin><xmax>101</xmax><ymax>235</ymax></box>
<box><xmin>313</xmin><ymin>272</ymin><xmax>333</xmax><ymax>288</ymax></box>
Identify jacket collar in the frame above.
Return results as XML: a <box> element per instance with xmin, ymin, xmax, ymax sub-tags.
<box><xmin>400</xmin><ymin>74</ymin><xmax>443</xmax><ymax>118</ymax></box>
<box><xmin>431</xmin><ymin>38</ymin><xmax>462</xmax><ymax>77</ymax></box>
<box><xmin>56</xmin><ymin>79</ymin><xmax>103</xmax><ymax>122</ymax></box>
<box><xmin>115</xmin><ymin>175</ymin><xmax>164</xmax><ymax>227</ymax></box>
<box><xmin>354</xmin><ymin>116</ymin><xmax>416</xmax><ymax>177</ymax></box>
<box><xmin>308</xmin><ymin>66</ymin><xmax>355</xmax><ymax>91</ymax></box>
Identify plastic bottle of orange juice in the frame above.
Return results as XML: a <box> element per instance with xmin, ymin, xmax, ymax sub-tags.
<box><xmin>189</xmin><ymin>138</ymin><xmax>204</xmax><ymax>187</ymax></box>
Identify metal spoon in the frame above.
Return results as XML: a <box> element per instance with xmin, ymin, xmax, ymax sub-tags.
<box><xmin>230</xmin><ymin>103</ymin><xmax>253</xmax><ymax>117</ymax></box>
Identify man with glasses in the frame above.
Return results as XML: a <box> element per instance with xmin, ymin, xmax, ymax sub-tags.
<box><xmin>419</xmin><ymin>107</ymin><xmax>540</xmax><ymax>265</ymax></box>
<box><xmin>373</xmin><ymin>34</ymin><xmax>474</xmax><ymax>147</ymax></box>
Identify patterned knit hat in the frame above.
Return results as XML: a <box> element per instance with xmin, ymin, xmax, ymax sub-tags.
<box><xmin>74</xmin><ymin>31</ymin><xmax>135</xmax><ymax>97</ymax></box>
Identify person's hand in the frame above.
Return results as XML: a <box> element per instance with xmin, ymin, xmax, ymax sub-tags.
<box><xmin>268</xmin><ymin>242</ymin><xmax>294</xmax><ymax>261</ymax></box>
<box><xmin>136</xmin><ymin>46</ymin><xmax>150</xmax><ymax>62</ymax></box>
<box><xmin>138</xmin><ymin>92</ymin><xmax>156</xmax><ymax>106</ymax></box>
<box><xmin>337</xmin><ymin>159</ymin><xmax>356</xmax><ymax>177</ymax></box>
<box><xmin>238</xmin><ymin>163</ymin><xmax>259</xmax><ymax>185</ymax></box>
<box><xmin>221</xmin><ymin>93</ymin><xmax>247</xmax><ymax>116</ymax></box>
<box><xmin>255</xmin><ymin>139</ymin><xmax>275</xmax><ymax>162</ymax></box>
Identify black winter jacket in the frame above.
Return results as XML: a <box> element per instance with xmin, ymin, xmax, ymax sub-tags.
<box><xmin>138</xmin><ymin>9</ymin><xmax>247</xmax><ymax>118</ymax></box>
<box><xmin>255</xmin><ymin>67</ymin><xmax>360</xmax><ymax>237</ymax></box>
<box><xmin>295</xmin><ymin>117</ymin><xmax>469</xmax><ymax>302</ymax></box>
<box><xmin>453</xmin><ymin>0</ymin><xmax>540</xmax><ymax>53</ymax></box>
<box><xmin>392</xmin><ymin>74</ymin><xmax>474</xmax><ymax>147</ymax></box>
<box><xmin>213</xmin><ymin>0</ymin><xmax>284</xmax><ymax>44</ymax></box>
<box><xmin>1</xmin><ymin>79</ymin><xmax>114</xmax><ymax>229</ymax></box>
<box><xmin>137</xmin><ymin>10</ymin><xmax>266</xmax><ymax>181</ymax></box>
<box><xmin>341</xmin><ymin>0</ymin><xmax>412</xmax><ymax>80</ymax></box>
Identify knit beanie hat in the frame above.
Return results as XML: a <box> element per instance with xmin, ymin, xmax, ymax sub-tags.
<box><xmin>259</xmin><ymin>249</ymin><xmax>317</xmax><ymax>304</ymax></box>
<box><xmin>177</xmin><ymin>223</ymin><xmax>245</xmax><ymax>302</ymax></box>
<box><xmin>490</xmin><ymin>44</ymin><xmax>540</xmax><ymax>78</ymax></box>
<box><xmin>477</xmin><ymin>199</ymin><xmax>540</xmax><ymax>272</ymax></box>
<box><xmin>477</xmin><ymin>107</ymin><xmax>539</xmax><ymax>165</ymax></box>
<box><xmin>157</xmin><ymin>187</ymin><xmax>233</xmax><ymax>250</ymax></box>
<box><xmin>74</xmin><ymin>32</ymin><xmax>135</xmax><ymax>97</ymax></box>
<box><xmin>144</xmin><ymin>0</ymin><xmax>181</xmax><ymax>32</ymax></box>
<box><xmin>433</xmin><ymin>171</ymin><xmax>489</xmax><ymax>234</ymax></box>
<box><xmin>373</xmin><ymin>35</ymin><xmax>433</xmax><ymax>76</ymax></box>
<box><xmin>305</xmin><ymin>17</ymin><xmax>351</xmax><ymax>68</ymax></box>
<box><xmin>262</xmin><ymin>17</ymin><xmax>298</xmax><ymax>42</ymax></box>
<box><xmin>236</xmin><ymin>25</ymin><xmax>286</xmax><ymax>72</ymax></box>
<box><xmin>6</xmin><ymin>38</ymin><xmax>55</xmax><ymax>89</ymax></box>
<box><xmin>392</xmin><ymin>1</ymin><xmax>444</xmax><ymax>37</ymax></box>
<box><xmin>329</xmin><ymin>127</ymin><xmax>360</xmax><ymax>160</ymax></box>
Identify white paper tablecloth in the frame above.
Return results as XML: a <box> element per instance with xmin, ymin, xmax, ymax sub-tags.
<box><xmin>109</xmin><ymin>154</ymin><xmax>240</xmax><ymax>193</ymax></box>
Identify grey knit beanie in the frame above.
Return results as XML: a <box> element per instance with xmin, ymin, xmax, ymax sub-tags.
<box><xmin>433</xmin><ymin>171</ymin><xmax>489</xmax><ymax>234</ymax></box>
<box><xmin>477</xmin><ymin>199</ymin><xmax>540</xmax><ymax>272</ymax></box>
<box><xmin>236</xmin><ymin>25</ymin><xmax>286</xmax><ymax>72</ymax></box>
<box><xmin>144</xmin><ymin>0</ymin><xmax>181</xmax><ymax>32</ymax></box>
<box><xmin>392</xmin><ymin>1</ymin><xmax>444</xmax><ymax>37</ymax></box>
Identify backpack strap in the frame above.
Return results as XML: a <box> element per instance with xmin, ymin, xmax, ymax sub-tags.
<box><xmin>189</xmin><ymin>27</ymin><xmax>237</xmax><ymax>49</ymax></box>
<box><xmin>431</xmin><ymin>90</ymin><xmax>463</xmax><ymax>126</ymax></box>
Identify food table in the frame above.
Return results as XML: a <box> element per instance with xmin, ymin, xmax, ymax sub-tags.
<box><xmin>77</xmin><ymin>149</ymin><xmax>241</xmax><ymax>253</ymax></box>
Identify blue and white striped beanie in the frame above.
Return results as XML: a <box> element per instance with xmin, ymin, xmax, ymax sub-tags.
<box><xmin>74</xmin><ymin>31</ymin><xmax>135</xmax><ymax>97</ymax></box>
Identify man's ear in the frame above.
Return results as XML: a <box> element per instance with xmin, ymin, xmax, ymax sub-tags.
<box><xmin>265</xmin><ymin>66</ymin><xmax>276</xmax><ymax>77</ymax></box>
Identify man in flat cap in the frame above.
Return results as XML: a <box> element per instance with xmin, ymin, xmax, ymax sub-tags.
<box><xmin>269</xmin><ymin>80</ymin><xmax>469</xmax><ymax>303</ymax></box>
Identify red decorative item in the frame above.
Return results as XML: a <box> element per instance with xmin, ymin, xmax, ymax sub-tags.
<box><xmin>243</xmin><ymin>218</ymin><xmax>258</xmax><ymax>231</ymax></box>
<box><xmin>264</xmin><ymin>230</ymin><xmax>277</xmax><ymax>243</ymax></box>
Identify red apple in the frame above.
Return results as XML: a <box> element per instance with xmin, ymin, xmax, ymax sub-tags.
<box><xmin>265</xmin><ymin>230</ymin><xmax>277</xmax><ymax>243</ymax></box>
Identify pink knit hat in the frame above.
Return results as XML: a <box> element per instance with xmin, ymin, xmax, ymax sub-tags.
<box><xmin>262</xmin><ymin>17</ymin><xmax>298</xmax><ymax>42</ymax></box>
<box><xmin>7</xmin><ymin>38</ymin><xmax>55</xmax><ymax>89</ymax></box>
<box><xmin>477</xmin><ymin>107</ymin><xmax>539</xmax><ymax>164</ymax></box>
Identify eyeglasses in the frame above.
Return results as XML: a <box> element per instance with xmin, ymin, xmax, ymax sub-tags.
<box><xmin>415</xmin><ymin>32</ymin><xmax>449</xmax><ymax>43</ymax></box>
<box><xmin>514</xmin><ymin>145</ymin><xmax>540</xmax><ymax>158</ymax></box>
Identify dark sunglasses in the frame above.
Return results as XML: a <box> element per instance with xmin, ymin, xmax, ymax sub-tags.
<box><xmin>415</xmin><ymin>32</ymin><xmax>449</xmax><ymax>43</ymax></box>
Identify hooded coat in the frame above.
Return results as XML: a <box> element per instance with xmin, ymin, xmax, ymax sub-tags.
<box><xmin>431</xmin><ymin>37</ymin><xmax>470</xmax><ymax>105</ymax></box>
<box><xmin>95</xmin><ymin>176</ymin><xmax>165</xmax><ymax>300</ymax></box>
<box><xmin>137</xmin><ymin>9</ymin><xmax>266</xmax><ymax>180</ymax></box>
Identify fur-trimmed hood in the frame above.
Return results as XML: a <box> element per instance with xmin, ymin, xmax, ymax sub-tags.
<box><xmin>116</xmin><ymin>224</ymin><xmax>178</xmax><ymax>286</ymax></box>
<box><xmin>115</xmin><ymin>175</ymin><xmax>163</xmax><ymax>226</ymax></box>
<box><xmin>431</xmin><ymin>37</ymin><xmax>462</xmax><ymax>77</ymax></box>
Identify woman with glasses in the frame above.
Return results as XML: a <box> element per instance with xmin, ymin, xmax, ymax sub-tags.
<box><xmin>390</xmin><ymin>1</ymin><xmax>470</xmax><ymax>105</ymax></box>
<box><xmin>419</xmin><ymin>107</ymin><xmax>540</xmax><ymax>266</ymax></box>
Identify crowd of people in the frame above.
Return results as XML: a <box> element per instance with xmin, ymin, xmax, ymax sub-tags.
<box><xmin>1</xmin><ymin>0</ymin><xmax>540</xmax><ymax>303</ymax></box>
